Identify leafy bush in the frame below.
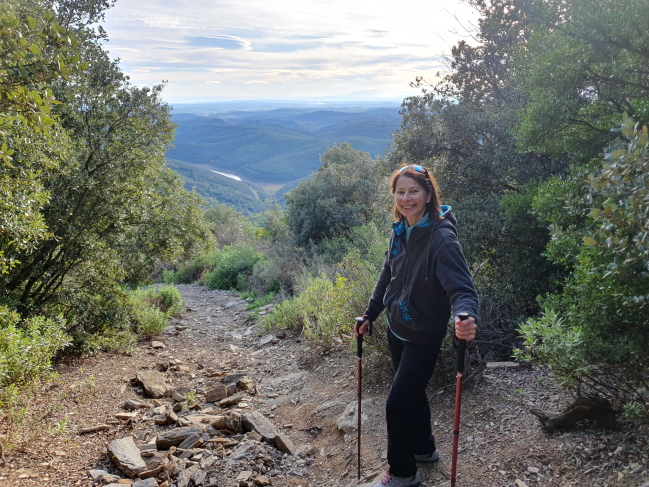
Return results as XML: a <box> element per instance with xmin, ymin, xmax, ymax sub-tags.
<box><xmin>518</xmin><ymin>116</ymin><xmax>649</xmax><ymax>404</ymax></box>
<box><xmin>205</xmin><ymin>245</ymin><xmax>261</xmax><ymax>291</ymax></box>
<box><xmin>0</xmin><ymin>307</ymin><xmax>70</xmax><ymax>387</ymax></box>
<box><xmin>129</xmin><ymin>296</ymin><xmax>168</xmax><ymax>338</ymax></box>
<box><xmin>265</xmin><ymin>250</ymin><xmax>386</xmax><ymax>347</ymax></box>
<box><xmin>128</xmin><ymin>285</ymin><xmax>185</xmax><ymax>338</ymax></box>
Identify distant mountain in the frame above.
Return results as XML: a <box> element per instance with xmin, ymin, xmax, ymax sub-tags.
<box><xmin>166</xmin><ymin>105</ymin><xmax>401</xmax><ymax>186</ymax></box>
<box><xmin>166</xmin><ymin>158</ymin><xmax>269</xmax><ymax>215</ymax></box>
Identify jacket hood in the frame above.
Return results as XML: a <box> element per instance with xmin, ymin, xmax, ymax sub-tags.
<box><xmin>392</xmin><ymin>205</ymin><xmax>455</xmax><ymax>235</ymax></box>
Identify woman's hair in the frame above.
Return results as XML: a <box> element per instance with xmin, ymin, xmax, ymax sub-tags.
<box><xmin>390</xmin><ymin>164</ymin><xmax>442</xmax><ymax>222</ymax></box>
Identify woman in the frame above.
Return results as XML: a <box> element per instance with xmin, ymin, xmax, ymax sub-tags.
<box><xmin>355</xmin><ymin>164</ymin><xmax>478</xmax><ymax>487</ymax></box>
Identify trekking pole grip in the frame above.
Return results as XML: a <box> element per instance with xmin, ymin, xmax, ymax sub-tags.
<box><xmin>355</xmin><ymin>317</ymin><xmax>364</xmax><ymax>358</ymax></box>
<box><xmin>456</xmin><ymin>313</ymin><xmax>469</xmax><ymax>374</ymax></box>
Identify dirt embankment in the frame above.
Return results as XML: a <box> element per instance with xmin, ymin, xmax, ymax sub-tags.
<box><xmin>1</xmin><ymin>284</ymin><xmax>647</xmax><ymax>487</ymax></box>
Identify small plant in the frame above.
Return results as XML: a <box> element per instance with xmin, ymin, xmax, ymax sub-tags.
<box><xmin>48</xmin><ymin>417</ymin><xmax>69</xmax><ymax>436</ymax></box>
<box><xmin>245</xmin><ymin>293</ymin><xmax>275</xmax><ymax>311</ymax></box>
<box><xmin>186</xmin><ymin>391</ymin><xmax>196</xmax><ymax>406</ymax></box>
<box><xmin>622</xmin><ymin>401</ymin><xmax>643</xmax><ymax>422</ymax></box>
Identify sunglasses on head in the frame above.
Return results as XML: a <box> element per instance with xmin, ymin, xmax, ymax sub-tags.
<box><xmin>399</xmin><ymin>165</ymin><xmax>428</xmax><ymax>175</ymax></box>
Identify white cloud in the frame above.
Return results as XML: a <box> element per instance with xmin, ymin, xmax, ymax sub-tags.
<box><xmin>102</xmin><ymin>0</ymin><xmax>477</xmax><ymax>101</ymax></box>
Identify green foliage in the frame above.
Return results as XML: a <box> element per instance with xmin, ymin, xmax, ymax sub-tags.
<box><xmin>265</xmin><ymin>250</ymin><xmax>386</xmax><ymax>347</ymax></box>
<box><xmin>128</xmin><ymin>285</ymin><xmax>184</xmax><ymax>338</ymax></box>
<box><xmin>515</xmin><ymin>0</ymin><xmax>649</xmax><ymax>158</ymax></box>
<box><xmin>205</xmin><ymin>245</ymin><xmax>262</xmax><ymax>291</ymax></box>
<box><xmin>203</xmin><ymin>202</ymin><xmax>255</xmax><ymax>247</ymax></box>
<box><xmin>519</xmin><ymin>117</ymin><xmax>649</xmax><ymax>402</ymax></box>
<box><xmin>286</xmin><ymin>143</ymin><xmax>388</xmax><ymax>246</ymax></box>
<box><xmin>0</xmin><ymin>306</ymin><xmax>69</xmax><ymax>387</ymax></box>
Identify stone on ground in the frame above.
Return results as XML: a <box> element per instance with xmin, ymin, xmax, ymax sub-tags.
<box><xmin>156</xmin><ymin>426</ymin><xmax>203</xmax><ymax>448</ymax></box>
<box><xmin>241</xmin><ymin>410</ymin><xmax>277</xmax><ymax>443</ymax></box>
<box><xmin>337</xmin><ymin>401</ymin><xmax>368</xmax><ymax>434</ymax></box>
<box><xmin>107</xmin><ymin>436</ymin><xmax>147</xmax><ymax>478</ymax></box>
<box><xmin>486</xmin><ymin>361</ymin><xmax>519</xmax><ymax>368</ymax></box>
<box><xmin>136</xmin><ymin>369</ymin><xmax>168</xmax><ymax>398</ymax></box>
<box><xmin>206</xmin><ymin>383</ymin><xmax>227</xmax><ymax>402</ymax></box>
<box><xmin>132</xmin><ymin>478</ymin><xmax>158</xmax><ymax>487</ymax></box>
<box><xmin>275</xmin><ymin>432</ymin><xmax>297</xmax><ymax>455</ymax></box>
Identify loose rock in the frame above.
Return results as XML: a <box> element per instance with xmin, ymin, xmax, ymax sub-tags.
<box><xmin>275</xmin><ymin>432</ymin><xmax>297</xmax><ymax>456</ymax></box>
<box><xmin>136</xmin><ymin>370</ymin><xmax>168</xmax><ymax>399</ymax></box>
<box><xmin>241</xmin><ymin>410</ymin><xmax>277</xmax><ymax>443</ymax></box>
<box><xmin>156</xmin><ymin>426</ymin><xmax>204</xmax><ymax>448</ymax></box>
<box><xmin>206</xmin><ymin>383</ymin><xmax>227</xmax><ymax>402</ymax></box>
<box><xmin>107</xmin><ymin>436</ymin><xmax>147</xmax><ymax>478</ymax></box>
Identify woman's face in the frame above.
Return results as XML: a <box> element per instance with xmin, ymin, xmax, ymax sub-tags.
<box><xmin>393</xmin><ymin>175</ymin><xmax>431</xmax><ymax>224</ymax></box>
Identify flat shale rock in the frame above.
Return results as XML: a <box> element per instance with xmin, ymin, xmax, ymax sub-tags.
<box><xmin>241</xmin><ymin>410</ymin><xmax>277</xmax><ymax>443</ymax></box>
<box><xmin>107</xmin><ymin>436</ymin><xmax>147</xmax><ymax>478</ymax></box>
<box><xmin>275</xmin><ymin>432</ymin><xmax>297</xmax><ymax>456</ymax></box>
<box><xmin>206</xmin><ymin>383</ymin><xmax>227</xmax><ymax>402</ymax></box>
<box><xmin>486</xmin><ymin>361</ymin><xmax>519</xmax><ymax>368</ymax></box>
<box><xmin>219</xmin><ymin>392</ymin><xmax>245</xmax><ymax>407</ymax></box>
<box><xmin>156</xmin><ymin>426</ymin><xmax>204</xmax><ymax>448</ymax></box>
<box><xmin>132</xmin><ymin>478</ymin><xmax>158</xmax><ymax>487</ymax></box>
<box><xmin>136</xmin><ymin>369</ymin><xmax>168</xmax><ymax>398</ymax></box>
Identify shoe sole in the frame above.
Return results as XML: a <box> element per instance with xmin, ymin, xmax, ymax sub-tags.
<box><xmin>414</xmin><ymin>452</ymin><xmax>439</xmax><ymax>463</ymax></box>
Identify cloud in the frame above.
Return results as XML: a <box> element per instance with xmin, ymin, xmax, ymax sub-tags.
<box><xmin>186</xmin><ymin>35</ymin><xmax>252</xmax><ymax>51</ymax></box>
<box><xmin>102</xmin><ymin>0</ymin><xmax>477</xmax><ymax>101</ymax></box>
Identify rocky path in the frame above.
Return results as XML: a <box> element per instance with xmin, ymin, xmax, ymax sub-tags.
<box><xmin>1</xmin><ymin>284</ymin><xmax>647</xmax><ymax>487</ymax></box>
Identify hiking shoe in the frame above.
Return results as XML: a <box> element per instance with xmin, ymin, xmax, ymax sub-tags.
<box><xmin>414</xmin><ymin>450</ymin><xmax>439</xmax><ymax>463</ymax></box>
<box><xmin>372</xmin><ymin>470</ymin><xmax>420</xmax><ymax>487</ymax></box>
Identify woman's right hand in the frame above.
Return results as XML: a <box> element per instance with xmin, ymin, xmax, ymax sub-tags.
<box><xmin>354</xmin><ymin>319</ymin><xmax>371</xmax><ymax>339</ymax></box>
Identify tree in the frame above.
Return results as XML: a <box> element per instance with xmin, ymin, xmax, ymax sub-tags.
<box><xmin>0</xmin><ymin>2</ymin><xmax>213</xmax><ymax>346</ymax></box>
<box><xmin>514</xmin><ymin>0</ymin><xmax>649</xmax><ymax>158</ymax></box>
<box><xmin>286</xmin><ymin>143</ymin><xmax>388</xmax><ymax>247</ymax></box>
<box><xmin>0</xmin><ymin>0</ymin><xmax>85</xmax><ymax>274</ymax></box>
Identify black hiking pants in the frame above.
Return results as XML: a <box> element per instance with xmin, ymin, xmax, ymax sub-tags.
<box><xmin>386</xmin><ymin>327</ymin><xmax>442</xmax><ymax>478</ymax></box>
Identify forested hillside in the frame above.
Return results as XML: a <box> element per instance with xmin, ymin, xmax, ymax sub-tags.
<box><xmin>166</xmin><ymin>158</ymin><xmax>270</xmax><ymax>214</ymax></box>
<box><xmin>167</xmin><ymin>107</ymin><xmax>400</xmax><ymax>185</ymax></box>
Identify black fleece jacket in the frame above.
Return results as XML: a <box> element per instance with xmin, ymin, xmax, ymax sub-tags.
<box><xmin>364</xmin><ymin>207</ymin><xmax>479</xmax><ymax>344</ymax></box>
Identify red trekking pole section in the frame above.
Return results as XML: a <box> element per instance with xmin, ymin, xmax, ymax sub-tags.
<box><xmin>355</xmin><ymin>317</ymin><xmax>365</xmax><ymax>480</ymax></box>
<box><xmin>451</xmin><ymin>313</ymin><xmax>469</xmax><ymax>487</ymax></box>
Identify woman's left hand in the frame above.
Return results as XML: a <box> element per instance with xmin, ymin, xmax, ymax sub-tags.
<box><xmin>454</xmin><ymin>315</ymin><xmax>477</xmax><ymax>342</ymax></box>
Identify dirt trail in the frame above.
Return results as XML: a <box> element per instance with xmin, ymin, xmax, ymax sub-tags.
<box><xmin>1</xmin><ymin>285</ymin><xmax>647</xmax><ymax>487</ymax></box>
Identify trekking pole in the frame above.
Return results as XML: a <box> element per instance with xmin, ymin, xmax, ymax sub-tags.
<box><xmin>355</xmin><ymin>317</ymin><xmax>365</xmax><ymax>480</ymax></box>
<box><xmin>451</xmin><ymin>312</ymin><xmax>469</xmax><ymax>487</ymax></box>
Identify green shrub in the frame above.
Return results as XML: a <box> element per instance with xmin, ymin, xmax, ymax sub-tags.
<box><xmin>264</xmin><ymin>250</ymin><xmax>386</xmax><ymax>347</ymax></box>
<box><xmin>129</xmin><ymin>296</ymin><xmax>168</xmax><ymax>338</ymax></box>
<box><xmin>205</xmin><ymin>245</ymin><xmax>261</xmax><ymax>290</ymax></box>
<box><xmin>128</xmin><ymin>284</ymin><xmax>185</xmax><ymax>338</ymax></box>
<box><xmin>0</xmin><ymin>307</ymin><xmax>70</xmax><ymax>387</ymax></box>
<box><xmin>157</xmin><ymin>285</ymin><xmax>185</xmax><ymax>315</ymax></box>
<box><xmin>519</xmin><ymin>115</ymin><xmax>649</xmax><ymax>404</ymax></box>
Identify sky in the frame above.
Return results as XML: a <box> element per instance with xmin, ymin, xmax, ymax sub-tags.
<box><xmin>101</xmin><ymin>0</ymin><xmax>477</xmax><ymax>103</ymax></box>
